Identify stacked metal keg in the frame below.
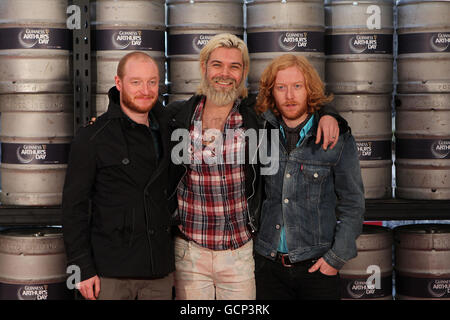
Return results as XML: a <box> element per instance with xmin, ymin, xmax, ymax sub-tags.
<box><xmin>0</xmin><ymin>0</ymin><xmax>73</xmax><ymax>206</ymax></box>
<box><xmin>91</xmin><ymin>0</ymin><xmax>166</xmax><ymax>115</ymax></box>
<box><xmin>166</xmin><ymin>0</ymin><xmax>244</xmax><ymax>103</ymax></box>
<box><xmin>0</xmin><ymin>227</ymin><xmax>71</xmax><ymax>300</ymax></box>
<box><xmin>394</xmin><ymin>224</ymin><xmax>450</xmax><ymax>300</ymax></box>
<box><xmin>246</xmin><ymin>0</ymin><xmax>325</xmax><ymax>92</ymax></box>
<box><xmin>395</xmin><ymin>0</ymin><xmax>450</xmax><ymax>200</ymax></box>
<box><xmin>326</xmin><ymin>0</ymin><xmax>394</xmax><ymax>199</ymax></box>
<box><xmin>340</xmin><ymin>224</ymin><xmax>394</xmax><ymax>300</ymax></box>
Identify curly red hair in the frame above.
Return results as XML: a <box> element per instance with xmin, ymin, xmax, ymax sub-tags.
<box><xmin>255</xmin><ymin>54</ymin><xmax>333</xmax><ymax>116</ymax></box>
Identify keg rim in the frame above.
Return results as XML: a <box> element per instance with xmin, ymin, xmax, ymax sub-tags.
<box><xmin>168</xmin><ymin>0</ymin><xmax>243</xmax><ymax>4</ymax></box>
<box><xmin>394</xmin><ymin>223</ymin><xmax>450</xmax><ymax>234</ymax></box>
<box><xmin>324</xmin><ymin>0</ymin><xmax>394</xmax><ymax>5</ymax></box>
<box><xmin>397</xmin><ymin>0</ymin><xmax>450</xmax><ymax>5</ymax></box>
<box><xmin>0</xmin><ymin>227</ymin><xmax>62</xmax><ymax>238</ymax></box>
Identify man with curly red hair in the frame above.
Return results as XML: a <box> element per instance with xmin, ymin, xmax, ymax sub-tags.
<box><xmin>254</xmin><ymin>54</ymin><xmax>365</xmax><ymax>300</ymax></box>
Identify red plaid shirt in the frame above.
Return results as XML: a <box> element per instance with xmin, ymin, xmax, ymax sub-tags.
<box><xmin>177</xmin><ymin>97</ymin><xmax>252</xmax><ymax>250</ymax></box>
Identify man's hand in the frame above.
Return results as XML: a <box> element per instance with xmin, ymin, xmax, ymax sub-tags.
<box><xmin>77</xmin><ymin>275</ymin><xmax>101</xmax><ymax>300</ymax></box>
<box><xmin>308</xmin><ymin>258</ymin><xmax>338</xmax><ymax>276</ymax></box>
<box><xmin>316</xmin><ymin>115</ymin><xmax>339</xmax><ymax>150</ymax></box>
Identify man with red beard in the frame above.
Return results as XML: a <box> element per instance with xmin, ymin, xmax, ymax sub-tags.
<box><xmin>167</xmin><ymin>34</ymin><xmax>344</xmax><ymax>300</ymax></box>
<box><xmin>254</xmin><ymin>54</ymin><xmax>364</xmax><ymax>300</ymax></box>
<box><xmin>62</xmin><ymin>52</ymin><xmax>174</xmax><ymax>300</ymax></box>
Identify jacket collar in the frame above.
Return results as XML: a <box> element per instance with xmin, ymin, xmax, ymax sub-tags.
<box><xmin>170</xmin><ymin>93</ymin><xmax>263</xmax><ymax>130</ymax></box>
<box><xmin>262</xmin><ymin>109</ymin><xmax>319</xmax><ymax>138</ymax></box>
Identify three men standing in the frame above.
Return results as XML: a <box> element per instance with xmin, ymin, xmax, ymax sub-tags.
<box><xmin>62</xmin><ymin>34</ymin><xmax>363</xmax><ymax>301</ymax></box>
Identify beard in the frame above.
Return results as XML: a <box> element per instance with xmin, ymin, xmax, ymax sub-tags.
<box><xmin>199</xmin><ymin>74</ymin><xmax>245</xmax><ymax>106</ymax></box>
<box><xmin>121</xmin><ymin>88</ymin><xmax>156</xmax><ymax>114</ymax></box>
<box><xmin>277</xmin><ymin>100</ymin><xmax>308</xmax><ymax>121</ymax></box>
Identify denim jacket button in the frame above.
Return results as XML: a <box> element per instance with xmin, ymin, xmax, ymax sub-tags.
<box><xmin>286</xmin><ymin>173</ymin><xmax>291</xmax><ymax>178</ymax></box>
<box><xmin>270</xmin><ymin>252</ymin><xmax>276</xmax><ymax>257</ymax></box>
<box><xmin>276</xmin><ymin>224</ymin><xmax>280</xmax><ymax>230</ymax></box>
<box><xmin>284</xmin><ymin>198</ymin><xmax>289</xmax><ymax>204</ymax></box>
<box><xmin>313</xmin><ymin>172</ymin><xmax>319</xmax><ymax>178</ymax></box>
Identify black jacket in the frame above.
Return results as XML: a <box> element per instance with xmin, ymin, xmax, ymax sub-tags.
<box><xmin>166</xmin><ymin>94</ymin><xmax>346</xmax><ymax>234</ymax></box>
<box><xmin>62</xmin><ymin>87</ymin><xmax>175</xmax><ymax>281</ymax></box>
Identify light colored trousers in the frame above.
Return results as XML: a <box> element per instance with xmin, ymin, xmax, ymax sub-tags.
<box><xmin>174</xmin><ymin>237</ymin><xmax>256</xmax><ymax>300</ymax></box>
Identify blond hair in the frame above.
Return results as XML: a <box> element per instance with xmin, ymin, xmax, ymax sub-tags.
<box><xmin>255</xmin><ymin>54</ymin><xmax>333</xmax><ymax>116</ymax></box>
<box><xmin>196</xmin><ymin>33</ymin><xmax>250</xmax><ymax>98</ymax></box>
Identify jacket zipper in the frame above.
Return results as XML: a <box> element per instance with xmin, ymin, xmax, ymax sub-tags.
<box><xmin>246</xmin><ymin>121</ymin><xmax>267</xmax><ymax>233</ymax></box>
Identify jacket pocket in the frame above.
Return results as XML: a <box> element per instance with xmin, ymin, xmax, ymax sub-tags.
<box><xmin>93</xmin><ymin>206</ymin><xmax>135</xmax><ymax>246</ymax></box>
<box><xmin>301</xmin><ymin>165</ymin><xmax>330</xmax><ymax>203</ymax></box>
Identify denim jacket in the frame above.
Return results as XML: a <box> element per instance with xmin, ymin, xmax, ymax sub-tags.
<box><xmin>254</xmin><ymin>110</ymin><xmax>365</xmax><ymax>270</ymax></box>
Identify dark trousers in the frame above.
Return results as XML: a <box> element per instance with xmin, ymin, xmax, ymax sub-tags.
<box><xmin>255</xmin><ymin>253</ymin><xmax>341</xmax><ymax>300</ymax></box>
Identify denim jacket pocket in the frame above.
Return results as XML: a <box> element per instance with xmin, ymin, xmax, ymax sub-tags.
<box><xmin>301</xmin><ymin>165</ymin><xmax>330</xmax><ymax>203</ymax></box>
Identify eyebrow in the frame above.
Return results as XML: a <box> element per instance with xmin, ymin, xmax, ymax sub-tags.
<box><xmin>129</xmin><ymin>76</ymin><xmax>158</xmax><ymax>80</ymax></box>
<box><xmin>209</xmin><ymin>59</ymin><xmax>243</xmax><ymax>67</ymax></box>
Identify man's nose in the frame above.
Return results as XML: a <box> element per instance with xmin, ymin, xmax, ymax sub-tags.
<box><xmin>286</xmin><ymin>85</ymin><xmax>294</xmax><ymax>99</ymax></box>
<box><xmin>140</xmin><ymin>83</ymin><xmax>150</xmax><ymax>95</ymax></box>
<box><xmin>221</xmin><ymin>66</ymin><xmax>231</xmax><ymax>77</ymax></box>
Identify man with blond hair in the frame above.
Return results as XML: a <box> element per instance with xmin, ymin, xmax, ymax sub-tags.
<box><xmin>166</xmin><ymin>34</ymin><xmax>343</xmax><ymax>300</ymax></box>
<box><xmin>254</xmin><ymin>54</ymin><xmax>365</xmax><ymax>300</ymax></box>
<box><xmin>62</xmin><ymin>52</ymin><xmax>174</xmax><ymax>300</ymax></box>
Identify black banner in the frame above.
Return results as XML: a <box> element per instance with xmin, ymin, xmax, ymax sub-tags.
<box><xmin>1</xmin><ymin>143</ymin><xmax>70</xmax><ymax>165</ymax></box>
<box><xmin>341</xmin><ymin>275</ymin><xmax>392</xmax><ymax>299</ymax></box>
<box><xmin>247</xmin><ymin>31</ymin><xmax>324</xmax><ymax>53</ymax></box>
<box><xmin>396</xmin><ymin>138</ymin><xmax>450</xmax><ymax>160</ymax></box>
<box><xmin>168</xmin><ymin>33</ymin><xmax>243</xmax><ymax>55</ymax></box>
<box><xmin>398</xmin><ymin>32</ymin><xmax>450</xmax><ymax>54</ymax></box>
<box><xmin>93</xmin><ymin>30</ymin><xmax>165</xmax><ymax>51</ymax></box>
<box><xmin>356</xmin><ymin>140</ymin><xmax>392</xmax><ymax>161</ymax></box>
<box><xmin>0</xmin><ymin>28</ymin><xmax>71</xmax><ymax>50</ymax></box>
<box><xmin>0</xmin><ymin>282</ymin><xmax>73</xmax><ymax>300</ymax></box>
<box><xmin>396</xmin><ymin>273</ymin><xmax>450</xmax><ymax>299</ymax></box>
<box><xmin>325</xmin><ymin>34</ymin><xmax>393</xmax><ymax>55</ymax></box>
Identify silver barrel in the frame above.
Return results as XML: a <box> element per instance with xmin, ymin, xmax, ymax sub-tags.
<box><xmin>0</xmin><ymin>227</ymin><xmax>72</xmax><ymax>300</ymax></box>
<box><xmin>330</xmin><ymin>94</ymin><xmax>393</xmax><ymax>198</ymax></box>
<box><xmin>0</xmin><ymin>0</ymin><xmax>73</xmax><ymax>205</ymax></box>
<box><xmin>167</xmin><ymin>0</ymin><xmax>244</xmax><ymax>96</ymax></box>
<box><xmin>394</xmin><ymin>224</ymin><xmax>450</xmax><ymax>300</ymax></box>
<box><xmin>91</xmin><ymin>0</ymin><xmax>166</xmax><ymax>114</ymax></box>
<box><xmin>340</xmin><ymin>225</ymin><xmax>393</xmax><ymax>300</ymax></box>
<box><xmin>325</xmin><ymin>0</ymin><xmax>394</xmax><ymax>93</ymax></box>
<box><xmin>395</xmin><ymin>93</ymin><xmax>450</xmax><ymax>199</ymax></box>
<box><xmin>397</xmin><ymin>0</ymin><xmax>450</xmax><ymax>93</ymax></box>
<box><xmin>0</xmin><ymin>0</ymin><xmax>71</xmax><ymax>94</ymax></box>
<box><xmin>246</xmin><ymin>0</ymin><xmax>325</xmax><ymax>92</ymax></box>
<box><xmin>0</xmin><ymin>94</ymin><xmax>73</xmax><ymax>205</ymax></box>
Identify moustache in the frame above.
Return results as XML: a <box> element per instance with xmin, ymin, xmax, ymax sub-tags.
<box><xmin>212</xmin><ymin>77</ymin><xmax>236</xmax><ymax>85</ymax></box>
<box><xmin>282</xmin><ymin>100</ymin><xmax>300</xmax><ymax>106</ymax></box>
<box><xmin>135</xmin><ymin>95</ymin><xmax>155</xmax><ymax>100</ymax></box>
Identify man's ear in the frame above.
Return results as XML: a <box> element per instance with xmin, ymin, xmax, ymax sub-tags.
<box><xmin>114</xmin><ymin>75</ymin><xmax>122</xmax><ymax>91</ymax></box>
<box><xmin>201</xmin><ymin>61</ymin><xmax>207</xmax><ymax>76</ymax></box>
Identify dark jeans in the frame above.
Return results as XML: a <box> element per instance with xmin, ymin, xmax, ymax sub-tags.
<box><xmin>255</xmin><ymin>253</ymin><xmax>341</xmax><ymax>300</ymax></box>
